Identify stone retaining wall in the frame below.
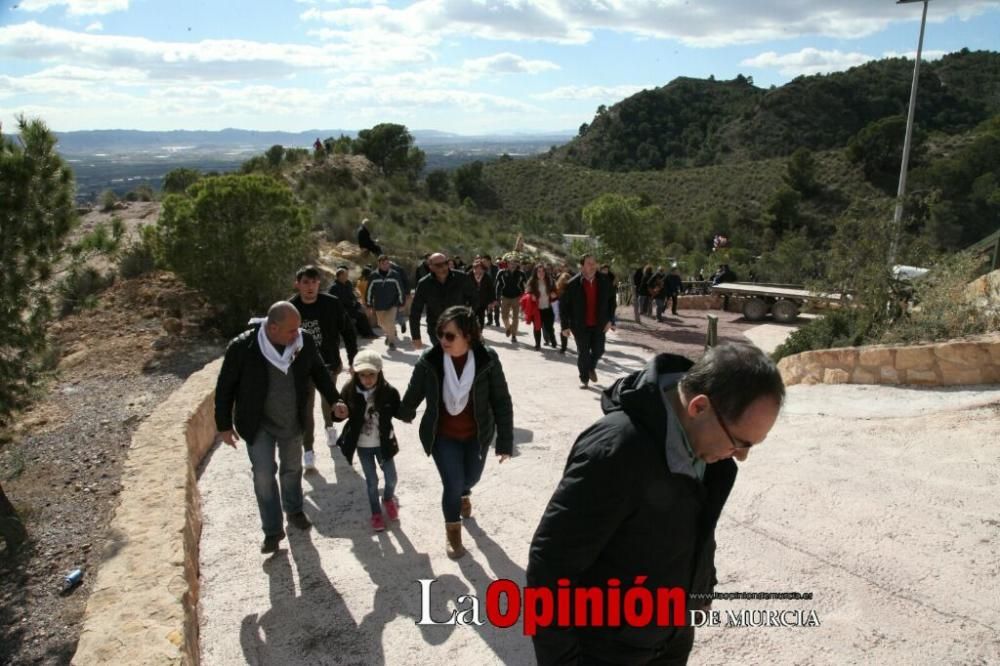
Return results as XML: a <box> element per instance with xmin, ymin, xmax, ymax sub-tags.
<box><xmin>778</xmin><ymin>333</ymin><xmax>1000</xmax><ymax>387</ymax></box>
<box><xmin>73</xmin><ymin>359</ymin><xmax>222</xmax><ymax>666</ymax></box>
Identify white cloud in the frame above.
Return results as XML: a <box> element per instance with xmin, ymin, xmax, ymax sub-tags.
<box><xmin>742</xmin><ymin>46</ymin><xmax>954</xmax><ymax>77</ymax></box>
<box><xmin>741</xmin><ymin>49</ymin><xmax>875</xmax><ymax>77</ymax></box>
<box><xmin>300</xmin><ymin>0</ymin><xmax>1000</xmax><ymax>48</ymax></box>
<box><xmin>84</xmin><ymin>21</ymin><xmax>103</xmax><ymax>32</ymax></box>
<box><xmin>534</xmin><ymin>84</ymin><xmax>652</xmax><ymax>101</ymax></box>
<box><xmin>0</xmin><ymin>21</ymin><xmax>429</xmax><ymax>81</ymax></box>
<box><xmin>18</xmin><ymin>0</ymin><xmax>128</xmax><ymax>17</ymax></box>
<box><xmin>881</xmin><ymin>49</ymin><xmax>949</xmax><ymax>62</ymax></box>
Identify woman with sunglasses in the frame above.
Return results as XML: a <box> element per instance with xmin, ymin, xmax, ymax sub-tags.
<box><xmin>397</xmin><ymin>305</ymin><xmax>514</xmax><ymax>559</ymax></box>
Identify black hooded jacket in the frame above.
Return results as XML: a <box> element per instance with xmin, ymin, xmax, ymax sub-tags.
<box><xmin>527</xmin><ymin>353</ymin><xmax>738</xmax><ymax>665</ymax></box>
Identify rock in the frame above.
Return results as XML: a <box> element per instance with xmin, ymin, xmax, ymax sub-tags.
<box><xmin>152</xmin><ymin>337</ymin><xmax>171</xmax><ymax>351</ymax></box>
<box><xmin>933</xmin><ymin>343</ymin><xmax>988</xmax><ymax>368</ymax></box>
<box><xmin>905</xmin><ymin>369</ymin><xmax>938</xmax><ymax>385</ymax></box>
<box><xmin>859</xmin><ymin>347</ymin><xmax>893</xmax><ymax>367</ymax></box>
<box><xmin>895</xmin><ymin>347</ymin><xmax>935</xmax><ymax>371</ymax></box>
<box><xmin>824</xmin><ymin>368</ymin><xmax>851</xmax><ymax>384</ymax></box>
<box><xmin>162</xmin><ymin>318</ymin><xmax>183</xmax><ymax>336</ymax></box>
<box><xmin>852</xmin><ymin>368</ymin><xmax>877</xmax><ymax>384</ymax></box>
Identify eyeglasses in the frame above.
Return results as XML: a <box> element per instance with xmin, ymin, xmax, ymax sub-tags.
<box><xmin>710</xmin><ymin>401</ymin><xmax>754</xmax><ymax>450</ymax></box>
<box><xmin>437</xmin><ymin>331</ymin><xmax>460</xmax><ymax>342</ymax></box>
<box><xmin>429</xmin><ymin>261</ymin><xmax>448</xmax><ymax>268</ymax></box>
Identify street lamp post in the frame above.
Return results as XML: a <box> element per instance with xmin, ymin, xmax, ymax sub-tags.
<box><xmin>888</xmin><ymin>0</ymin><xmax>931</xmax><ymax>267</ymax></box>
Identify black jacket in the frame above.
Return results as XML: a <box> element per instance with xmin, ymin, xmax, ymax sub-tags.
<box><xmin>527</xmin><ymin>354</ymin><xmax>738</xmax><ymax>665</ymax></box>
<box><xmin>495</xmin><ymin>268</ymin><xmax>526</xmax><ymax>300</ymax></box>
<box><xmin>471</xmin><ymin>272</ymin><xmax>495</xmax><ymax>310</ymax></box>
<box><xmin>396</xmin><ymin>343</ymin><xmax>513</xmax><ymax>457</ymax></box>
<box><xmin>408</xmin><ymin>270</ymin><xmax>479</xmax><ymax>341</ymax></box>
<box><xmin>333</xmin><ymin>381</ymin><xmax>401</xmax><ymax>464</ymax></box>
<box><xmin>328</xmin><ymin>280</ymin><xmax>360</xmax><ymax>310</ymax></box>
<box><xmin>289</xmin><ymin>293</ymin><xmax>358</xmax><ymax>370</ymax></box>
<box><xmin>214</xmin><ymin>327</ymin><xmax>340</xmax><ymax>444</ymax></box>
<box><xmin>666</xmin><ymin>273</ymin><xmax>684</xmax><ymax>296</ymax></box>
<box><xmin>559</xmin><ymin>272</ymin><xmax>616</xmax><ymax>332</ymax></box>
<box><xmin>357</xmin><ymin>225</ymin><xmax>378</xmax><ymax>252</ymax></box>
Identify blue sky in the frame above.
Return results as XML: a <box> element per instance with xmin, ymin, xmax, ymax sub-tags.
<box><xmin>1</xmin><ymin>0</ymin><xmax>998</xmax><ymax>134</ymax></box>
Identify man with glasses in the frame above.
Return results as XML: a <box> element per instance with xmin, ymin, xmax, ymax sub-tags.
<box><xmin>528</xmin><ymin>343</ymin><xmax>785</xmax><ymax>665</ymax></box>
<box><xmin>409</xmin><ymin>252</ymin><xmax>478</xmax><ymax>349</ymax></box>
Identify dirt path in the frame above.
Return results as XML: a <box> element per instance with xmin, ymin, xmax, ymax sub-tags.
<box><xmin>198</xmin><ymin>314</ymin><xmax>1000</xmax><ymax>665</ymax></box>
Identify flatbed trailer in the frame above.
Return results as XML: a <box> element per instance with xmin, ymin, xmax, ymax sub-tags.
<box><xmin>710</xmin><ymin>282</ymin><xmax>845</xmax><ymax>322</ymax></box>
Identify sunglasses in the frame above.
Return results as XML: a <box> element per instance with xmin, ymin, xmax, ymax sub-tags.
<box><xmin>437</xmin><ymin>331</ymin><xmax>462</xmax><ymax>342</ymax></box>
<box><xmin>429</xmin><ymin>261</ymin><xmax>448</xmax><ymax>268</ymax></box>
<box><xmin>710</xmin><ymin>401</ymin><xmax>754</xmax><ymax>450</ymax></box>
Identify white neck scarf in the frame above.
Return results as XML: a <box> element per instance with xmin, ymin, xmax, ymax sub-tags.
<box><xmin>442</xmin><ymin>351</ymin><xmax>476</xmax><ymax>416</ymax></box>
<box><xmin>249</xmin><ymin>317</ymin><xmax>303</xmax><ymax>375</ymax></box>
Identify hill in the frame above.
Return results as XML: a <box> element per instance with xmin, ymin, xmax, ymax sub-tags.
<box><xmin>557</xmin><ymin>49</ymin><xmax>1000</xmax><ymax>171</ymax></box>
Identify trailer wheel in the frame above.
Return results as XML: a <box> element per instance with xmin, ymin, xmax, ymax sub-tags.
<box><xmin>742</xmin><ymin>297</ymin><xmax>769</xmax><ymax>322</ymax></box>
<box><xmin>772</xmin><ymin>299</ymin><xmax>800</xmax><ymax>323</ymax></box>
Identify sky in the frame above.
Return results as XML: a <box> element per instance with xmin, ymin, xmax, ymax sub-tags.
<box><xmin>1</xmin><ymin>0</ymin><xmax>998</xmax><ymax>135</ymax></box>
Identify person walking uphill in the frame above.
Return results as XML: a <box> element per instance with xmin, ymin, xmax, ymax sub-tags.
<box><xmin>214</xmin><ymin>301</ymin><xmax>342</xmax><ymax>554</ymax></box>
<box><xmin>332</xmin><ymin>349</ymin><xmax>402</xmax><ymax>533</ymax></box>
<box><xmin>396</xmin><ymin>306</ymin><xmax>514</xmax><ymax>559</ymax></box>
<box><xmin>495</xmin><ymin>256</ymin><xmax>527</xmax><ymax>344</ymax></box>
<box><xmin>527</xmin><ymin>343</ymin><xmax>786</xmax><ymax>665</ymax></box>
<box><xmin>290</xmin><ymin>266</ymin><xmax>358</xmax><ymax>471</ymax></box>
<box><xmin>409</xmin><ymin>252</ymin><xmax>478</xmax><ymax>349</ymax></box>
<box><xmin>366</xmin><ymin>254</ymin><xmax>409</xmax><ymax>351</ymax></box>
<box><xmin>560</xmin><ymin>254</ymin><xmax>617</xmax><ymax>388</ymax></box>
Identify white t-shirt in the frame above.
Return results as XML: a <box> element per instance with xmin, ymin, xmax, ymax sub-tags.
<box><xmin>356</xmin><ymin>387</ymin><xmax>380</xmax><ymax>449</ymax></box>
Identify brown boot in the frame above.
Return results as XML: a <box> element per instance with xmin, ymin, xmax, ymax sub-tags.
<box><xmin>445</xmin><ymin>521</ymin><xmax>466</xmax><ymax>559</ymax></box>
<box><xmin>460</xmin><ymin>495</ymin><xmax>472</xmax><ymax>519</ymax></box>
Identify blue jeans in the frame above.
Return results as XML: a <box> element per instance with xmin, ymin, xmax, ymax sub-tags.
<box><xmin>431</xmin><ymin>436</ymin><xmax>487</xmax><ymax>522</ymax></box>
<box><xmin>247</xmin><ymin>429</ymin><xmax>304</xmax><ymax>537</ymax></box>
<box><xmin>357</xmin><ymin>447</ymin><xmax>398</xmax><ymax>515</ymax></box>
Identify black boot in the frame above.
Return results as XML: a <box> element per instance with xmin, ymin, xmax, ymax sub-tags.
<box><xmin>534</xmin><ymin>330</ymin><xmax>542</xmax><ymax>350</ymax></box>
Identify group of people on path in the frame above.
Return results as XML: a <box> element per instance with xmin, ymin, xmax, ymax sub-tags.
<box><xmin>213</xmin><ymin>228</ymin><xmax>787</xmax><ymax>664</ymax></box>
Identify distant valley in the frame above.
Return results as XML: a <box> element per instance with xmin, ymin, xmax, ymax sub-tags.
<box><xmin>55</xmin><ymin>128</ymin><xmax>574</xmax><ymax>201</ymax></box>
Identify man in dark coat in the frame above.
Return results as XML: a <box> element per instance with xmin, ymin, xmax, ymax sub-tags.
<box><xmin>527</xmin><ymin>343</ymin><xmax>785</xmax><ymax>664</ymax></box>
<box><xmin>289</xmin><ymin>265</ymin><xmax>358</xmax><ymax>471</ymax></box>
<box><xmin>409</xmin><ymin>252</ymin><xmax>478</xmax><ymax>348</ymax></box>
<box><xmin>214</xmin><ymin>301</ymin><xmax>342</xmax><ymax>553</ymax></box>
<box><xmin>328</xmin><ymin>267</ymin><xmax>376</xmax><ymax>338</ymax></box>
<box><xmin>666</xmin><ymin>265</ymin><xmax>684</xmax><ymax>316</ymax></box>
<box><xmin>559</xmin><ymin>254</ymin><xmax>617</xmax><ymax>388</ymax></box>
<box><xmin>356</xmin><ymin>218</ymin><xmax>382</xmax><ymax>256</ymax></box>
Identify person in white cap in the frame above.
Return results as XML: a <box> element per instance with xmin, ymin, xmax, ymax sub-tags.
<box><xmin>332</xmin><ymin>349</ymin><xmax>403</xmax><ymax>532</ymax></box>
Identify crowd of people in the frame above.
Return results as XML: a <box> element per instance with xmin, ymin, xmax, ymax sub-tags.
<box><xmin>212</xmin><ymin>219</ymin><xmax>784</xmax><ymax>665</ymax></box>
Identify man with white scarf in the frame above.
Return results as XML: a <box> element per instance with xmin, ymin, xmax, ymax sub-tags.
<box><xmin>214</xmin><ymin>301</ymin><xmax>342</xmax><ymax>554</ymax></box>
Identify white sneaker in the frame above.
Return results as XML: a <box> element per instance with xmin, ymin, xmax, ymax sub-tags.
<box><xmin>325</xmin><ymin>426</ymin><xmax>338</xmax><ymax>449</ymax></box>
<box><xmin>303</xmin><ymin>450</ymin><xmax>316</xmax><ymax>471</ymax></box>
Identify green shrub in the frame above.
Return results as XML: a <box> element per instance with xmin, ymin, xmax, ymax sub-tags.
<box><xmin>155</xmin><ymin>174</ymin><xmax>311</xmax><ymax>333</ymax></box>
<box><xmin>118</xmin><ymin>228</ymin><xmax>158</xmax><ymax>278</ymax></box>
<box><xmin>57</xmin><ymin>265</ymin><xmax>114</xmax><ymax>316</ymax></box>
<box><xmin>771</xmin><ymin>309</ymin><xmax>870</xmax><ymax>363</ymax></box>
<box><xmin>100</xmin><ymin>189</ymin><xmax>118</xmax><ymax>212</ymax></box>
<box><xmin>880</xmin><ymin>252</ymin><xmax>1000</xmax><ymax>345</ymax></box>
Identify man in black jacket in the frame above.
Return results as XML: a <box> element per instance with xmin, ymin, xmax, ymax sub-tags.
<box><xmin>495</xmin><ymin>255</ymin><xmax>527</xmax><ymax>343</ymax></box>
<box><xmin>528</xmin><ymin>343</ymin><xmax>785</xmax><ymax>665</ymax></box>
<box><xmin>666</xmin><ymin>265</ymin><xmax>684</xmax><ymax>316</ymax></box>
<box><xmin>214</xmin><ymin>301</ymin><xmax>343</xmax><ymax>553</ymax></box>
<box><xmin>560</xmin><ymin>254</ymin><xmax>617</xmax><ymax>388</ymax></box>
<box><xmin>409</xmin><ymin>252</ymin><xmax>478</xmax><ymax>348</ymax></box>
<box><xmin>356</xmin><ymin>218</ymin><xmax>381</xmax><ymax>256</ymax></box>
<box><xmin>290</xmin><ymin>266</ymin><xmax>358</xmax><ymax>471</ymax></box>
<box><xmin>328</xmin><ymin>267</ymin><xmax>376</xmax><ymax>338</ymax></box>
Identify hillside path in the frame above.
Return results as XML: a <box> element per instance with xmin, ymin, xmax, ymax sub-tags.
<box><xmin>197</xmin><ymin>313</ymin><xmax>1000</xmax><ymax>665</ymax></box>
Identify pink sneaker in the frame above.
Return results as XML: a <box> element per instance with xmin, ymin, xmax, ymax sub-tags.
<box><xmin>383</xmin><ymin>498</ymin><xmax>399</xmax><ymax>521</ymax></box>
<box><xmin>371</xmin><ymin>513</ymin><xmax>386</xmax><ymax>532</ymax></box>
